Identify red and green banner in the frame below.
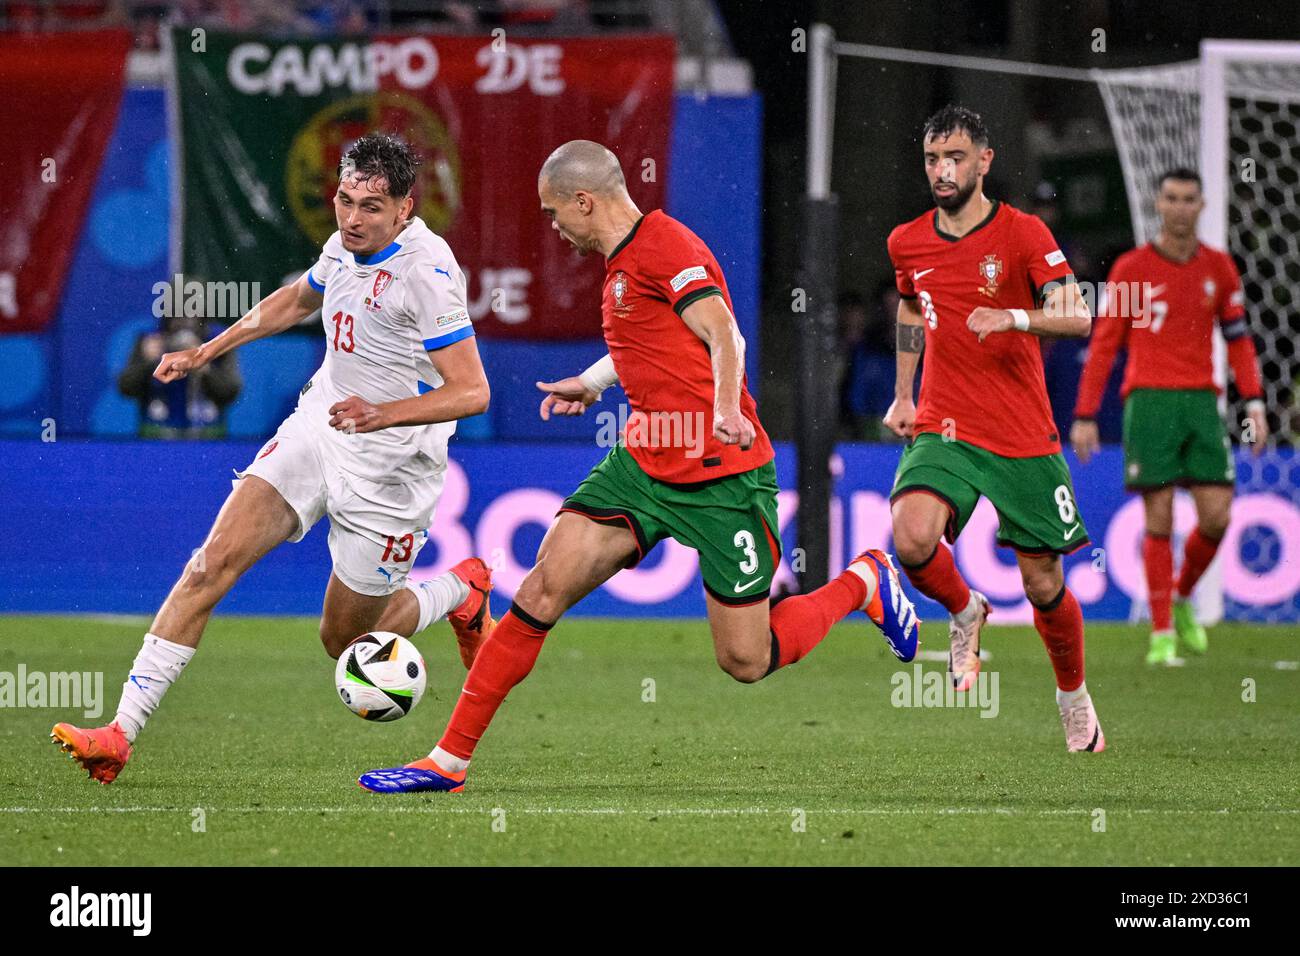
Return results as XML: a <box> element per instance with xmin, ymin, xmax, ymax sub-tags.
<box><xmin>170</xmin><ymin>29</ymin><xmax>675</xmax><ymax>339</ymax></box>
<box><xmin>0</xmin><ymin>31</ymin><xmax>131</xmax><ymax>335</ymax></box>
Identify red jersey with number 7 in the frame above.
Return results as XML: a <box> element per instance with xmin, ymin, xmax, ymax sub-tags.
<box><xmin>601</xmin><ymin>209</ymin><xmax>773</xmax><ymax>484</ymax></box>
<box><xmin>887</xmin><ymin>200</ymin><xmax>1076</xmax><ymax>458</ymax></box>
<box><xmin>1073</xmin><ymin>242</ymin><xmax>1259</xmax><ymax>418</ymax></box>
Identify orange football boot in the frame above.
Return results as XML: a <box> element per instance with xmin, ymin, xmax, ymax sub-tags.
<box><xmin>51</xmin><ymin>721</ymin><xmax>132</xmax><ymax>784</ymax></box>
<box><xmin>447</xmin><ymin>557</ymin><xmax>495</xmax><ymax>669</ymax></box>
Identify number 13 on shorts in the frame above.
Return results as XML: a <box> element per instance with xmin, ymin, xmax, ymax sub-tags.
<box><xmin>382</xmin><ymin>534</ymin><xmax>416</xmax><ymax>563</ymax></box>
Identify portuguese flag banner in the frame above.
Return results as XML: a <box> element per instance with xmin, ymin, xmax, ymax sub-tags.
<box><xmin>169</xmin><ymin>29</ymin><xmax>675</xmax><ymax>339</ymax></box>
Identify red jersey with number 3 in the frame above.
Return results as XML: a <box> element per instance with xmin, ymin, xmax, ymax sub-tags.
<box><xmin>1073</xmin><ymin>243</ymin><xmax>1249</xmax><ymax>417</ymax></box>
<box><xmin>601</xmin><ymin>210</ymin><xmax>773</xmax><ymax>483</ymax></box>
<box><xmin>887</xmin><ymin>200</ymin><xmax>1075</xmax><ymax>458</ymax></box>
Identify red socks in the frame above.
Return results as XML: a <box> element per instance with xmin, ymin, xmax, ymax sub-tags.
<box><xmin>1143</xmin><ymin>533</ymin><xmax>1173</xmax><ymax>631</ymax></box>
<box><xmin>1032</xmin><ymin>586</ymin><xmax>1085</xmax><ymax>692</ymax></box>
<box><xmin>900</xmin><ymin>543</ymin><xmax>971</xmax><ymax>615</ymax></box>
<box><xmin>1177</xmin><ymin>527</ymin><xmax>1223</xmax><ymax>598</ymax></box>
<box><xmin>767</xmin><ymin>568</ymin><xmax>867</xmax><ymax>673</ymax></box>
<box><xmin>438</xmin><ymin>606</ymin><xmax>550</xmax><ymax>761</ymax></box>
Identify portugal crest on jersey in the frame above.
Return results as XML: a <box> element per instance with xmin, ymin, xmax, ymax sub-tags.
<box><xmin>612</xmin><ymin>272</ymin><xmax>629</xmax><ymax>313</ymax></box>
<box><xmin>978</xmin><ymin>254</ymin><xmax>1003</xmax><ymax>297</ymax></box>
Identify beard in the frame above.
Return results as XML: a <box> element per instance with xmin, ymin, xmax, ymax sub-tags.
<box><xmin>932</xmin><ymin>175</ymin><xmax>978</xmax><ymax>211</ymax></box>
<box><xmin>566</xmin><ymin>233</ymin><xmax>594</xmax><ymax>256</ymax></box>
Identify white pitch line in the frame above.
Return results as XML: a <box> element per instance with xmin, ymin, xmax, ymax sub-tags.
<box><xmin>1</xmin><ymin>806</ymin><xmax>1297</xmax><ymax>816</ymax></box>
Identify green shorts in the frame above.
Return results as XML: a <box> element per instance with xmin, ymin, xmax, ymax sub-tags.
<box><xmin>1122</xmin><ymin>388</ymin><xmax>1235</xmax><ymax>490</ymax></box>
<box><xmin>891</xmin><ymin>433</ymin><xmax>1089</xmax><ymax>556</ymax></box>
<box><xmin>561</xmin><ymin>445</ymin><xmax>782</xmax><ymax>605</ymax></box>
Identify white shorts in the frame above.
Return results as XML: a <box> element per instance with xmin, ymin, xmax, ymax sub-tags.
<box><xmin>236</xmin><ymin>409</ymin><xmax>442</xmax><ymax>597</ymax></box>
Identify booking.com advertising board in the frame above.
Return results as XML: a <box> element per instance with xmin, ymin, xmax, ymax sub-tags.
<box><xmin>2</xmin><ymin>438</ymin><xmax>1296</xmax><ymax>623</ymax></box>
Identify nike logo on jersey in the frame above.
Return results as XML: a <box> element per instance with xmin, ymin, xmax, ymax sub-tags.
<box><xmin>734</xmin><ymin>577</ymin><xmax>763</xmax><ymax>593</ymax></box>
<box><xmin>1063</xmin><ymin>524</ymin><xmax>1082</xmax><ymax>542</ymax></box>
<box><xmin>913</xmin><ymin>268</ymin><xmax>936</xmax><ymax>280</ymax></box>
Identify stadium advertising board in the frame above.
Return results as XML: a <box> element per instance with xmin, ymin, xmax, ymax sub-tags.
<box><xmin>2</xmin><ymin>440</ymin><xmax>1295</xmax><ymax>623</ymax></box>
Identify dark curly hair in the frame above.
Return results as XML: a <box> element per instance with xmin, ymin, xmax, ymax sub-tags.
<box><xmin>1158</xmin><ymin>166</ymin><xmax>1202</xmax><ymax>191</ymax></box>
<box><xmin>922</xmin><ymin>105</ymin><xmax>990</xmax><ymax>149</ymax></box>
<box><xmin>338</xmin><ymin>132</ymin><xmax>419</xmax><ymax>198</ymax></box>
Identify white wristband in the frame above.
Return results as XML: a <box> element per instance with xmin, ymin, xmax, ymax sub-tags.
<box><xmin>578</xmin><ymin>354</ymin><xmax>619</xmax><ymax>396</ymax></box>
<box><xmin>1245</xmin><ymin>399</ymin><xmax>1265</xmax><ymax>414</ymax></box>
<box><xmin>1009</xmin><ymin>308</ymin><xmax>1031</xmax><ymax>332</ymax></box>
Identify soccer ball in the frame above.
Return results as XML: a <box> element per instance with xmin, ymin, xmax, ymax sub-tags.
<box><xmin>335</xmin><ymin>632</ymin><xmax>427</xmax><ymax>722</ymax></box>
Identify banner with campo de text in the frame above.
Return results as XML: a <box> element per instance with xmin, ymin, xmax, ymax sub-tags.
<box><xmin>170</xmin><ymin>29</ymin><xmax>675</xmax><ymax>338</ymax></box>
<box><xmin>0</xmin><ymin>31</ymin><xmax>132</xmax><ymax>335</ymax></box>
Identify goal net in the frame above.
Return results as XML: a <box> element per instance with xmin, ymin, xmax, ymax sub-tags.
<box><xmin>806</xmin><ymin>32</ymin><xmax>1300</xmax><ymax>625</ymax></box>
<box><xmin>1097</xmin><ymin>41</ymin><xmax>1300</xmax><ymax>625</ymax></box>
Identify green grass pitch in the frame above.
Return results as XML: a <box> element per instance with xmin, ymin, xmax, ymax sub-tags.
<box><xmin>2</xmin><ymin>614</ymin><xmax>1297</xmax><ymax>865</ymax></box>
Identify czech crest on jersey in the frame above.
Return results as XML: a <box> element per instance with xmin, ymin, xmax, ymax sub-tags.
<box><xmin>978</xmin><ymin>254</ymin><xmax>1003</xmax><ymax>297</ymax></box>
<box><xmin>366</xmin><ymin>269</ymin><xmax>394</xmax><ymax>312</ymax></box>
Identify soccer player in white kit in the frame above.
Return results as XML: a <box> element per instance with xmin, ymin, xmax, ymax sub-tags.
<box><xmin>52</xmin><ymin>134</ymin><xmax>496</xmax><ymax>784</ymax></box>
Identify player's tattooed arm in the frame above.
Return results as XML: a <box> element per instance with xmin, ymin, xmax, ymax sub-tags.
<box><xmin>884</xmin><ymin>298</ymin><xmax>924</xmax><ymax>439</ymax></box>
<box><xmin>679</xmin><ymin>294</ymin><xmax>755</xmax><ymax>450</ymax></box>
<box><xmin>897</xmin><ymin>323</ymin><xmax>925</xmax><ymax>353</ymax></box>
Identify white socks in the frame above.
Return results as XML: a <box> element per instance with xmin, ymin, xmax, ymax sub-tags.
<box><xmin>430</xmin><ymin>745</ymin><xmax>469</xmax><ymax>774</ymax></box>
<box><xmin>405</xmin><ymin>572</ymin><xmax>469</xmax><ymax>634</ymax></box>
<box><xmin>114</xmin><ymin>633</ymin><xmax>196</xmax><ymax>743</ymax></box>
<box><xmin>1056</xmin><ymin>681</ymin><xmax>1089</xmax><ymax>709</ymax></box>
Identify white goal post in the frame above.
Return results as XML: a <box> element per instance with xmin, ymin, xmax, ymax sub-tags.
<box><xmin>805</xmin><ymin>29</ymin><xmax>1300</xmax><ymax>626</ymax></box>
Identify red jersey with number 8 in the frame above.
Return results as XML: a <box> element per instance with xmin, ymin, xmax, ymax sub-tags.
<box><xmin>887</xmin><ymin>200</ymin><xmax>1075</xmax><ymax>458</ymax></box>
